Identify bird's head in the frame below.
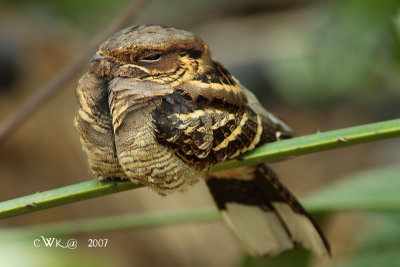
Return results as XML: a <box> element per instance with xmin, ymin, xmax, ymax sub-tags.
<box><xmin>89</xmin><ymin>25</ymin><xmax>213</xmax><ymax>85</ymax></box>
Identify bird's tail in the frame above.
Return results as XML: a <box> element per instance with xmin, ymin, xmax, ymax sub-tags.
<box><xmin>206</xmin><ymin>164</ymin><xmax>330</xmax><ymax>257</ymax></box>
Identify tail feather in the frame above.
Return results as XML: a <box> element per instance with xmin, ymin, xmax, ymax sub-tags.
<box><xmin>206</xmin><ymin>164</ymin><xmax>330</xmax><ymax>257</ymax></box>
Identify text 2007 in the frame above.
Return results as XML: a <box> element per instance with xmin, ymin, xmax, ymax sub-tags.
<box><xmin>88</xmin><ymin>239</ymin><xmax>108</xmax><ymax>248</ymax></box>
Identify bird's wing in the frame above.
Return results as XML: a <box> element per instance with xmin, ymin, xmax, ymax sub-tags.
<box><xmin>152</xmin><ymin>61</ymin><xmax>285</xmax><ymax>169</ymax></box>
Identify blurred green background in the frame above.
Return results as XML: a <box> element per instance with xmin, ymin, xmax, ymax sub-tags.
<box><xmin>0</xmin><ymin>0</ymin><xmax>399</xmax><ymax>266</ymax></box>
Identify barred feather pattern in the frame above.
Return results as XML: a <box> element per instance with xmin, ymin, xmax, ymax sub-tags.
<box><xmin>153</xmin><ymin>88</ymin><xmax>264</xmax><ymax>167</ymax></box>
<box><xmin>74</xmin><ymin>72</ymin><xmax>126</xmax><ymax>179</ymax></box>
<box><xmin>107</xmin><ymin>79</ymin><xmax>202</xmax><ymax>192</ymax></box>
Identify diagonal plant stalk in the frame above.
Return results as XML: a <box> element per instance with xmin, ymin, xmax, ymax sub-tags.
<box><xmin>0</xmin><ymin>118</ymin><xmax>399</xmax><ymax>220</ymax></box>
<box><xmin>0</xmin><ymin>0</ymin><xmax>149</xmax><ymax>144</ymax></box>
<box><xmin>4</xmin><ymin>163</ymin><xmax>400</xmax><ymax>238</ymax></box>
<box><xmin>0</xmin><ymin>207</ymin><xmax>222</xmax><ymax>240</ymax></box>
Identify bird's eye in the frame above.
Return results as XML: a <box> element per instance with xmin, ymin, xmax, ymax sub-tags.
<box><xmin>140</xmin><ymin>53</ymin><xmax>162</xmax><ymax>61</ymax></box>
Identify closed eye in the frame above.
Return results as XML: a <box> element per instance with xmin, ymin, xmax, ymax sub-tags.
<box><xmin>139</xmin><ymin>53</ymin><xmax>162</xmax><ymax>61</ymax></box>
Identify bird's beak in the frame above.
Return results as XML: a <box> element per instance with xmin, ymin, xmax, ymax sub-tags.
<box><xmin>90</xmin><ymin>54</ymin><xmax>106</xmax><ymax>63</ymax></box>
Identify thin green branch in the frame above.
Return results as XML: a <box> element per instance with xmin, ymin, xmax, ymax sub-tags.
<box><xmin>0</xmin><ymin>180</ymin><xmax>142</xmax><ymax>220</ymax></box>
<box><xmin>1</xmin><ymin>207</ymin><xmax>221</xmax><ymax>240</ymax></box>
<box><xmin>0</xmin><ymin>0</ymin><xmax>149</xmax><ymax>144</ymax></box>
<box><xmin>5</xmin><ymin>166</ymin><xmax>400</xmax><ymax>239</ymax></box>
<box><xmin>6</xmin><ymin>165</ymin><xmax>400</xmax><ymax>237</ymax></box>
<box><xmin>0</xmin><ymin>118</ymin><xmax>399</xmax><ymax>220</ymax></box>
<box><xmin>211</xmin><ymin>118</ymin><xmax>400</xmax><ymax>172</ymax></box>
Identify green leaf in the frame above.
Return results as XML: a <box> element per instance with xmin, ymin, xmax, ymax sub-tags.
<box><xmin>303</xmin><ymin>164</ymin><xmax>400</xmax><ymax>212</ymax></box>
<box><xmin>239</xmin><ymin>248</ymin><xmax>311</xmax><ymax>267</ymax></box>
<box><xmin>334</xmin><ymin>213</ymin><xmax>400</xmax><ymax>267</ymax></box>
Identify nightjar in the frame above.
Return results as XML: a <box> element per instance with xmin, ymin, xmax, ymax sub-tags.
<box><xmin>74</xmin><ymin>25</ymin><xmax>330</xmax><ymax>257</ymax></box>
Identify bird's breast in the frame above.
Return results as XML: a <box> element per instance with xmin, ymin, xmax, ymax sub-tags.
<box><xmin>110</xmin><ymin>96</ymin><xmax>203</xmax><ymax>194</ymax></box>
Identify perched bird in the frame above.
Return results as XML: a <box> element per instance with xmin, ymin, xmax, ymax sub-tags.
<box><xmin>74</xmin><ymin>25</ymin><xmax>330</xmax><ymax>257</ymax></box>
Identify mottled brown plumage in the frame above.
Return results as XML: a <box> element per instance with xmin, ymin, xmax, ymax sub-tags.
<box><xmin>74</xmin><ymin>25</ymin><xmax>330</xmax><ymax>257</ymax></box>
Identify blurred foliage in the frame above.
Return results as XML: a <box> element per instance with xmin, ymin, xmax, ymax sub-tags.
<box><xmin>309</xmin><ymin>164</ymin><xmax>400</xmax><ymax>267</ymax></box>
<box><xmin>0</xmin><ymin>239</ymin><xmax>116</xmax><ymax>267</ymax></box>
<box><xmin>303</xmin><ymin>164</ymin><xmax>400</xmax><ymax>212</ymax></box>
<box><xmin>239</xmin><ymin>248</ymin><xmax>310</xmax><ymax>267</ymax></box>
<box><xmin>268</xmin><ymin>0</ymin><xmax>400</xmax><ymax>107</ymax></box>
<box><xmin>2</xmin><ymin>0</ymin><xmax>246</xmax><ymax>33</ymax></box>
<box><xmin>2</xmin><ymin>0</ymin><xmax>132</xmax><ymax>32</ymax></box>
<box><xmin>334</xmin><ymin>213</ymin><xmax>400</xmax><ymax>267</ymax></box>
<box><xmin>5</xmin><ymin>0</ymin><xmax>400</xmax><ymax>109</ymax></box>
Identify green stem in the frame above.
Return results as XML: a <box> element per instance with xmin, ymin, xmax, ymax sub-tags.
<box><xmin>0</xmin><ymin>180</ymin><xmax>143</xmax><ymax>220</ymax></box>
<box><xmin>0</xmin><ymin>118</ymin><xmax>399</xmax><ymax>220</ymax></box>
<box><xmin>211</xmin><ymin>118</ymin><xmax>400</xmax><ymax>172</ymax></box>
<box><xmin>1</xmin><ymin>207</ymin><xmax>221</xmax><ymax>239</ymax></box>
